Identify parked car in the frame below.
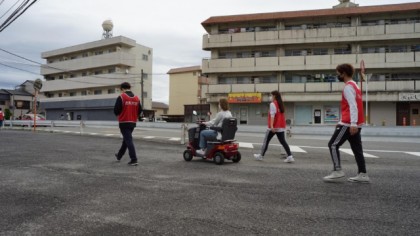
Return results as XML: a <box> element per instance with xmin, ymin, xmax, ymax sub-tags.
<box><xmin>22</xmin><ymin>114</ymin><xmax>46</xmax><ymax>120</ymax></box>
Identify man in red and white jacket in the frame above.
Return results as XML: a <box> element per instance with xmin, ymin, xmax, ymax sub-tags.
<box><xmin>114</xmin><ymin>82</ymin><xmax>142</xmax><ymax>166</ymax></box>
<box><xmin>0</xmin><ymin>108</ymin><xmax>4</xmax><ymax>129</ymax></box>
<box><xmin>323</xmin><ymin>63</ymin><xmax>370</xmax><ymax>183</ymax></box>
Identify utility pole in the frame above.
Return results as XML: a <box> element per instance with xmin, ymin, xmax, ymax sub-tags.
<box><xmin>141</xmin><ymin>69</ymin><xmax>144</xmax><ymax>108</ymax></box>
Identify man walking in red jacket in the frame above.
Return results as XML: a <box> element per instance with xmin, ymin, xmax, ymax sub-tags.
<box><xmin>114</xmin><ymin>82</ymin><xmax>142</xmax><ymax>166</ymax></box>
<box><xmin>323</xmin><ymin>64</ymin><xmax>370</xmax><ymax>183</ymax></box>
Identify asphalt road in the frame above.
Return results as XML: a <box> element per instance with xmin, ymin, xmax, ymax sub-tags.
<box><xmin>0</xmin><ymin>130</ymin><xmax>419</xmax><ymax>235</ymax></box>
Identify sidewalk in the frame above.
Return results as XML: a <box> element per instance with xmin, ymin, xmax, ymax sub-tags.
<box><xmin>3</xmin><ymin>120</ymin><xmax>420</xmax><ymax>137</ymax></box>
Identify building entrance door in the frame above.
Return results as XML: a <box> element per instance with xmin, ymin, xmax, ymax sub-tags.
<box><xmin>295</xmin><ymin>105</ymin><xmax>313</xmax><ymax>125</ymax></box>
<box><xmin>239</xmin><ymin>107</ymin><xmax>248</xmax><ymax>124</ymax></box>
<box><xmin>396</xmin><ymin>102</ymin><xmax>410</xmax><ymax>126</ymax></box>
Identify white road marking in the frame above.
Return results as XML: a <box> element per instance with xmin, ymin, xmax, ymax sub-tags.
<box><xmin>144</xmin><ymin>136</ymin><xmax>155</xmax><ymax>139</ymax></box>
<box><xmin>238</xmin><ymin>142</ymin><xmax>254</xmax><ymax>148</ymax></box>
<box><xmin>89</xmin><ymin>133</ymin><xmax>99</xmax><ymax>135</ymax></box>
<box><xmin>340</xmin><ymin>148</ymin><xmax>378</xmax><ymax>158</ymax></box>
<box><xmin>104</xmin><ymin>134</ymin><xmax>115</xmax><ymax>137</ymax></box>
<box><xmin>169</xmin><ymin>138</ymin><xmax>181</xmax><ymax>141</ymax></box>
<box><xmin>269</xmin><ymin>144</ymin><xmax>307</xmax><ymax>153</ymax></box>
<box><xmin>405</xmin><ymin>152</ymin><xmax>420</xmax><ymax>157</ymax></box>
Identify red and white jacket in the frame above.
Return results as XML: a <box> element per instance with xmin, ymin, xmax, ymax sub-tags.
<box><xmin>268</xmin><ymin>100</ymin><xmax>286</xmax><ymax>130</ymax></box>
<box><xmin>339</xmin><ymin>80</ymin><xmax>364</xmax><ymax>127</ymax></box>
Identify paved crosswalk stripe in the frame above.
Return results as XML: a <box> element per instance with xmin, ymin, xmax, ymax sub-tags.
<box><xmin>238</xmin><ymin>142</ymin><xmax>254</xmax><ymax>148</ymax></box>
<box><xmin>289</xmin><ymin>145</ymin><xmax>307</xmax><ymax>153</ymax></box>
<box><xmin>340</xmin><ymin>148</ymin><xmax>378</xmax><ymax>158</ymax></box>
<box><xmin>405</xmin><ymin>152</ymin><xmax>420</xmax><ymax>157</ymax></box>
<box><xmin>169</xmin><ymin>138</ymin><xmax>181</xmax><ymax>141</ymax></box>
<box><xmin>144</xmin><ymin>136</ymin><xmax>155</xmax><ymax>139</ymax></box>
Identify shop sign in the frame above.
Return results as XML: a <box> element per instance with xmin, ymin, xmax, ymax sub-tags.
<box><xmin>399</xmin><ymin>93</ymin><xmax>420</xmax><ymax>101</ymax></box>
<box><xmin>228</xmin><ymin>92</ymin><xmax>262</xmax><ymax>104</ymax></box>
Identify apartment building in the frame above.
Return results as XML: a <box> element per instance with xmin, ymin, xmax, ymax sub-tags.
<box><xmin>167</xmin><ymin>66</ymin><xmax>209</xmax><ymax>121</ymax></box>
<box><xmin>201</xmin><ymin>1</ymin><xmax>420</xmax><ymax>126</ymax></box>
<box><xmin>39</xmin><ymin>36</ymin><xmax>153</xmax><ymax>120</ymax></box>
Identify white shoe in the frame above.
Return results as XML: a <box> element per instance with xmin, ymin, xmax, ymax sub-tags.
<box><xmin>348</xmin><ymin>173</ymin><xmax>370</xmax><ymax>183</ymax></box>
<box><xmin>284</xmin><ymin>156</ymin><xmax>295</xmax><ymax>163</ymax></box>
<box><xmin>196</xmin><ymin>149</ymin><xmax>205</xmax><ymax>156</ymax></box>
<box><xmin>323</xmin><ymin>170</ymin><xmax>345</xmax><ymax>182</ymax></box>
<box><xmin>253</xmin><ymin>154</ymin><xmax>263</xmax><ymax>161</ymax></box>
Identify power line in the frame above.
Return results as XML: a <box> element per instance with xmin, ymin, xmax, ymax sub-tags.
<box><xmin>0</xmin><ymin>0</ymin><xmax>21</xmax><ymax>20</ymax></box>
<box><xmin>0</xmin><ymin>0</ymin><xmax>38</xmax><ymax>32</ymax></box>
<box><xmin>0</xmin><ymin>61</ymin><xmax>38</xmax><ymax>75</ymax></box>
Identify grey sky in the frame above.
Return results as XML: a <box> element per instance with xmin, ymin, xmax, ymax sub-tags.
<box><xmin>0</xmin><ymin>0</ymin><xmax>416</xmax><ymax>103</ymax></box>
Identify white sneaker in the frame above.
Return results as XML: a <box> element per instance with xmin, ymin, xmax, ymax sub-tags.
<box><xmin>253</xmin><ymin>154</ymin><xmax>263</xmax><ymax>161</ymax></box>
<box><xmin>348</xmin><ymin>173</ymin><xmax>370</xmax><ymax>183</ymax></box>
<box><xmin>284</xmin><ymin>156</ymin><xmax>295</xmax><ymax>163</ymax></box>
<box><xmin>196</xmin><ymin>149</ymin><xmax>205</xmax><ymax>156</ymax></box>
<box><xmin>323</xmin><ymin>170</ymin><xmax>345</xmax><ymax>182</ymax></box>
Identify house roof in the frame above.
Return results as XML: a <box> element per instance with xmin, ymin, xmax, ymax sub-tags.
<box><xmin>152</xmin><ymin>101</ymin><xmax>169</xmax><ymax>109</ymax></box>
<box><xmin>167</xmin><ymin>66</ymin><xmax>201</xmax><ymax>74</ymax></box>
<box><xmin>201</xmin><ymin>2</ymin><xmax>420</xmax><ymax>28</ymax></box>
<box><xmin>2</xmin><ymin>89</ymin><xmax>33</xmax><ymax>96</ymax></box>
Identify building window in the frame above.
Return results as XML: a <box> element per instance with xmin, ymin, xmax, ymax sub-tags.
<box><xmin>58</xmin><ymin>93</ymin><xmax>62</xmax><ymax>97</ymax></box>
<box><xmin>108</xmin><ymin>88</ymin><xmax>116</xmax><ymax>94</ymax></box>
<box><xmin>94</xmin><ymin>70</ymin><xmax>102</xmax><ymax>75</ymax></box>
<box><xmin>0</xmin><ymin>101</ymin><xmax>5</xmax><ymax>105</ymax></box>
<box><xmin>334</xmin><ymin>48</ymin><xmax>351</xmax><ymax>54</ymax></box>
<box><xmin>108</xmin><ymin>68</ymin><xmax>116</xmax><ymax>73</ymax></box>
<box><xmin>69</xmin><ymin>92</ymin><xmax>76</xmax><ymax>97</ymax></box>
<box><xmin>388</xmin><ymin>45</ymin><xmax>407</xmax><ymax>53</ymax></box>
<box><xmin>82</xmin><ymin>72</ymin><xmax>87</xmax><ymax>77</ymax></box>
<box><xmin>82</xmin><ymin>53</ymin><xmax>88</xmax><ymax>57</ymax></box>
<box><xmin>312</xmin><ymin>48</ymin><xmax>328</xmax><ymax>55</ymax></box>
<box><xmin>142</xmin><ymin>54</ymin><xmax>148</xmax><ymax>61</ymax></box>
<box><xmin>95</xmin><ymin>51</ymin><xmax>103</xmax><ymax>55</ymax></box>
<box><xmin>218</xmin><ymin>77</ymin><xmax>236</xmax><ymax>84</ymax></box>
<box><xmin>70</xmin><ymin>74</ymin><xmax>75</xmax><ymax>78</ymax></box>
<box><xmin>81</xmin><ymin>91</ymin><xmax>87</xmax><ymax>96</ymax></box>
<box><xmin>285</xmin><ymin>50</ymin><xmax>302</xmax><ymax>56</ymax></box>
<box><xmin>237</xmin><ymin>77</ymin><xmax>252</xmax><ymax>84</ymax></box>
<box><xmin>94</xmin><ymin>90</ymin><xmax>102</xmax><ymax>95</ymax></box>
<box><xmin>143</xmin><ymin>92</ymin><xmax>147</xmax><ymax>98</ymax></box>
<box><xmin>59</xmin><ymin>75</ymin><xmax>63</xmax><ymax>79</ymax></box>
<box><xmin>108</xmin><ymin>48</ymin><xmax>116</xmax><ymax>53</ymax></box>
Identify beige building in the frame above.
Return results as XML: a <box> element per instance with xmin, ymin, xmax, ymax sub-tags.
<box><xmin>152</xmin><ymin>101</ymin><xmax>169</xmax><ymax>118</ymax></box>
<box><xmin>167</xmin><ymin>66</ymin><xmax>207</xmax><ymax>115</ymax></box>
<box><xmin>40</xmin><ymin>35</ymin><xmax>153</xmax><ymax>120</ymax></box>
<box><xmin>201</xmin><ymin>1</ymin><xmax>420</xmax><ymax>126</ymax></box>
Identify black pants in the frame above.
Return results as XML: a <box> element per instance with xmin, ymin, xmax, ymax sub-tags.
<box><xmin>260</xmin><ymin>130</ymin><xmax>292</xmax><ymax>156</ymax></box>
<box><xmin>117</xmin><ymin>126</ymin><xmax>137</xmax><ymax>161</ymax></box>
<box><xmin>328</xmin><ymin>125</ymin><xmax>366</xmax><ymax>173</ymax></box>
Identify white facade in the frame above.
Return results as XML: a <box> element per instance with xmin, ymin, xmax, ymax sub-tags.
<box><xmin>201</xmin><ymin>2</ymin><xmax>420</xmax><ymax>126</ymax></box>
<box><xmin>40</xmin><ymin>36</ymin><xmax>153</xmax><ymax>120</ymax></box>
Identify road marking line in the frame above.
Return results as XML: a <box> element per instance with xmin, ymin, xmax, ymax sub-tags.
<box><xmin>340</xmin><ymin>148</ymin><xmax>378</xmax><ymax>158</ymax></box>
<box><xmin>169</xmin><ymin>138</ymin><xmax>181</xmax><ymax>141</ymax></box>
<box><xmin>104</xmin><ymin>134</ymin><xmax>115</xmax><ymax>137</ymax></box>
<box><xmin>89</xmin><ymin>133</ymin><xmax>99</xmax><ymax>135</ymax></box>
<box><xmin>144</xmin><ymin>136</ymin><xmax>155</xmax><ymax>139</ymax></box>
<box><xmin>405</xmin><ymin>152</ymin><xmax>420</xmax><ymax>157</ymax></box>
<box><xmin>238</xmin><ymin>142</ymin><xmax>254</xmax><ymax>148</ymax></box>
<box><xmin>269</xmin><ymin>144</ymin><xmax>307</xmax><ymax>153</ymax></box>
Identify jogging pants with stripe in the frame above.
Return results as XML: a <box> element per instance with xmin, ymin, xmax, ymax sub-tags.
<box><xmin>328</xmin><ymin>125</ymin><xmax>366</xmax><ymax>173</ymax></box>
<box><xmin>260</xmin><ymin>130</ymin><xmax>292</xmax><ymax>157</ymax></box>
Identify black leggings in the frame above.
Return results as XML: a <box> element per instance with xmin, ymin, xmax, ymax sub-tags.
<box><xmin>260</xmin><ymin>130</ymin><xmax>292</xmax><ymax>156</ymax></box>
<box><xmin>328</xmin><ymin>125</ymin><xmax>366</xmax><ymax>173</ymax></box>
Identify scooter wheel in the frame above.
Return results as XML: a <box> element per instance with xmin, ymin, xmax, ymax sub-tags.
<box><xmin>232</xmin><ymin>152</ymin><xmax>241</xmax><ymax>163</ymax></box>
<box><xmin>183</xmin><ymin>150</ymin><xmax>193</xmax><ymax>162</ymax></box>
<box><xmin>214</xmin><ymin>152</ymin><xmax>224</xmax><ymax>165</ymax></box>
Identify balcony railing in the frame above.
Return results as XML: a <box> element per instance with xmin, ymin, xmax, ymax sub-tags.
<box><xmin>203</xmin><ymin>23</ymin><xmax>420</xmax><ymax>49</ymax></box>
<box><xmin>202</xmin><ymin>80</ymin><xmax>419</xmax><ymax>95</ymax></box>
<box><xmin>202</xmin><ymin>52</ymin><xmax>420</xmax><ymax>73</ymax></box>
<box><xmin>41</xmin><ymin>51</ymin><xmax>136</xmax><ymax>75</ymax></box>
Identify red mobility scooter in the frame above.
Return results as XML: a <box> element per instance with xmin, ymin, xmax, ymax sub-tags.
<box><xmin>183</xmin><ymin>117</ymin><xmax>241</xmax><ymax>165</ymax></box>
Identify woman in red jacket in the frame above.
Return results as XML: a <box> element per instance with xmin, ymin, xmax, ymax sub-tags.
<box><xmin>254</xmin><ymin>90</ymin><xmax>294</xmax><ymax>163</ymax></box>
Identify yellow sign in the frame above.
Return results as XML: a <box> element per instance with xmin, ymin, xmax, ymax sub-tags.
<box><xmin>228</xmin><ymin>93</ymin><xmax>262</xmax><ymax>104</ymax></box>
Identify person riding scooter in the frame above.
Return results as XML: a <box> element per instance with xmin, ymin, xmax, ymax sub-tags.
<box><xmin>196</xmin><ymin>98</ymin><xmax>232</xmax><ymax>156</ymax></box>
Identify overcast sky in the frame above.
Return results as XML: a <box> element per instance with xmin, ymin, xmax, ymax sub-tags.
<box><xmin>0</xmin><ymin>0</ymin><xmax>417</xmax><ymax>103</ymax></box>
